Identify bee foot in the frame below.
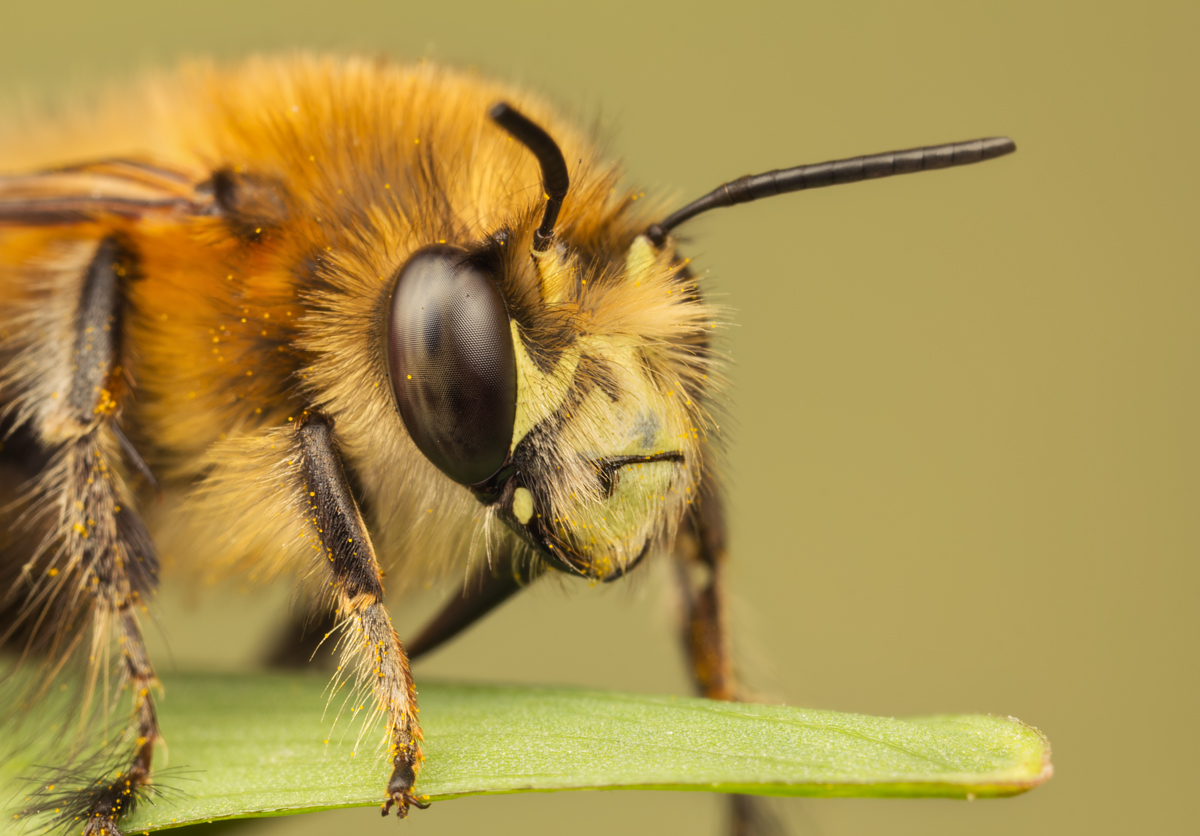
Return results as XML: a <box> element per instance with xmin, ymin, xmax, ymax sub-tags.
<box><xmin>380</xmin><ymin>791</ymin><xmax>430</xmax><ymax>818</ymax></box>
<box><xmin>380</xmin><ymin>757</ymin><xmax>429</xmax><ymax>818</ymax></box>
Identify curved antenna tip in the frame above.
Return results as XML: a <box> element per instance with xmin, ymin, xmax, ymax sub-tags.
<box><xmin>488</xmin><ymin>101</ymin><xmax>570</xmax><ymax>252</ymax></box>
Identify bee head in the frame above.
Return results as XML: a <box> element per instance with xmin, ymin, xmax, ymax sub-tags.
<box><xmin>376</xmin><ymin>100</ymin><xmax>1014</xmax><ymax>582</ymax></box>
<box><xmin>384</xmin><ymin>105</ymin><xmax>719</xmax><ymax>580</ymax></box>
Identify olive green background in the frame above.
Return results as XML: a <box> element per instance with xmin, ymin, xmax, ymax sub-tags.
<box><xmin>2</xmin><ymin>1</ymin><xmax>1195</xmax><ymax>834</ymax></box>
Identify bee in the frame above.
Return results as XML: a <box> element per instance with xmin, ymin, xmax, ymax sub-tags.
<box><xmin>0</xmin><ymin>56</ymin><xmax>1014</xmax><ymax>835</ymax></box>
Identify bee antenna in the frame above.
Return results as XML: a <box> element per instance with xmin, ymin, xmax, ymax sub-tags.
<box><xmin>645</xmin><ymin>136</ymin><xmax>1016</xmax><ymax>247</ymax></box>
<box><xmin>490</xmin><ymin>102</ymin><xmax>570</xmax><ymax>252</ymax></box>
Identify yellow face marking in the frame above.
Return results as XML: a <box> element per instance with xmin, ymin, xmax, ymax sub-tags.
<box><xmin>511</xmin><ymin>316</ymin><xmax>685</xmax><ymax>457</ymax></box>
<box><xmin>562</xmin><ymin>343</ymin><xmax>676</xmax><ymax>457</ymax></box>
<box><xmin>532</xmin><ymin>243</ymin><xmax>575</xmax><ymax>306</ymax></box>
<box><xmin>512</xmin><ymin>486</ymin><xmax>534</xmax><ymax>525</ymax></box>
<box><xmin>623</xmin><ymin>234</ymin><xmax>657</xmax><ymax>278</ymax></box>
<box><xmin>509</xmin><ymin>320</ymin><xmax>581</xmax><ymax>451</ymax></box>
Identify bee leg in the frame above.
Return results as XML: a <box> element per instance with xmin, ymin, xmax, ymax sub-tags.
<box><xmin>72</xmin><ymin>533</ymin><xmax>160</xmax><ymax>836</ymax></box>
<box><xmin>11</xmin><ymin>236</ymin><xmax>163</xmax><ymax>835</ymax></box>
<box><xmin>675</xmin><ymin>486</ymin><xmax>784</xmax><ymax>836</ymax></box>
<box><xmin>406</xmin><ymin>544</ymin><xmax>545</xmax><ymax>661</ymax></box>
<box><xmin>295</xmin><ymin>412</ymin><xmax>426</xmax><ymax>819</ymax></box>
<box><xmin>675</xmin><ymin>486</ymin><xmax>735</xmax><ymax>701</ymax></box>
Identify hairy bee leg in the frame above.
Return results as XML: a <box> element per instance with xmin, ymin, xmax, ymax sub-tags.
<box><xmin>675</xmin><ymin>487</ymin><xmax>783</xmax><ymax>836</ymax></box>
<box><xmin>71</xmin><ymin>550</ymin><xmax>160</xmax><ymax>836</ymax></box>
<box><xmin>295</xmin><ymin>412</ymin><xmax>426</xmax><ymax>818</ymax></box>
<box><xmin>16</xmin><ymin>236</ymin><xmax>164</xmax><ymax>835</ymax></box>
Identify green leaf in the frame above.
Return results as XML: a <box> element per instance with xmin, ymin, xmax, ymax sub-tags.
<box><xmin>2</xmin><ymin>672</ymin><xmax>1051</xmax><ymax>831</ymax></box>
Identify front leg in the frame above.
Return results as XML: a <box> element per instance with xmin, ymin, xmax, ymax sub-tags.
<box><xmin>295</xmin><ymin>412</ymin><xmax>427</xmax><ymax>817</ymax></box>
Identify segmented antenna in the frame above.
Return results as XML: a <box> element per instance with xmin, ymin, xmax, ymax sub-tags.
<box><xmin>489</xmin><ymin>102</ymin><xmax>570</xmax><ymax>252</ymax></box>
<box><xmin>646</xmin><ymin>136</ymin><xmax>1016</xmax><ymax>246</ymax></box>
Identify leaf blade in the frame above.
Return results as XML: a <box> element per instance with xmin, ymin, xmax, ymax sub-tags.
<box><xmin>1</xmin><ymin>672</ymin><xmax>1051</xmax><ymax>831</ymax></box>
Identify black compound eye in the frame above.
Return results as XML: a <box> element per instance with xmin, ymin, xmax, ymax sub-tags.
<box><xmin>387</xmin><ymin>245</ymin><xmax>517</xmax><ymax>485</ymax></box>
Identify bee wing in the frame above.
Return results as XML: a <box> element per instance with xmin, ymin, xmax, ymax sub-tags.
<box><xmin>0</xmin><ymin>158</ymin><xmax>211</xmax><ymax>225</ymax></box>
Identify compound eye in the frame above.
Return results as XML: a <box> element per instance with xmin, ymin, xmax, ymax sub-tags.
<box><xmin>387</xmin><ymin>245</ymin><xmax>517</xmax><ymax>485</ymax></box>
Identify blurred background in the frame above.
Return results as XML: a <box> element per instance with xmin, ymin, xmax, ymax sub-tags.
<box><xmin>2</xmin><ymin>1</ymin><xmax>1195</xmax><ymax>834</ymax></box>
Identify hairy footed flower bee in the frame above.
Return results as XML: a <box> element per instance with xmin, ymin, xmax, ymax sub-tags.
<box><xmin>0</xmin><ymin>55</ymin><xmax>1014</xmax><ymax>835</ymax></box>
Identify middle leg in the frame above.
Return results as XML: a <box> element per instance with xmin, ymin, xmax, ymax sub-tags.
<box><xmin>295</xmin><ymin>411</ymin><xmax>426</xmax><ymax>817</ymax></box>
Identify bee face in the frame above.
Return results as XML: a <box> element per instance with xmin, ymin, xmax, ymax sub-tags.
<box><xmin>386</xmin><ymin>221</ymin><xmax>718</xmax><ymax>581</ymax></box>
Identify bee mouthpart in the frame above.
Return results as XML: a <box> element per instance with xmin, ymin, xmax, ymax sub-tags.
<box><xmin>510</xmin><ymin>498</ymin><xmax>652</xmax><ymax>581</ymax></box>
<box><xmin>602</xmin><ymin>539</ymin><xmax>651</xmax><ymax>582</ymax></box>
<box><xmin>541</xmin><ymin>536</ymin><xmax>652</xmax><ymax>582</ymax></box>
<box><xmin>492</xmin><ymin>453</ymin><xmax>681</xmax><ymax>582</ymax></box>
